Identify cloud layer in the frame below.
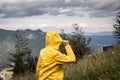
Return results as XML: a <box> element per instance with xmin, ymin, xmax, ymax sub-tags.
<box><xmin>0</xmin><ymin>0</ymin><xmax>120</xmax><ymax>18</ymax></box>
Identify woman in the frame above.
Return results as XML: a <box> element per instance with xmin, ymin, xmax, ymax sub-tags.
<box><xmin>36</xmin><ymin>31</ymin><xmax>76</xmax><ymax>80</ymax></box>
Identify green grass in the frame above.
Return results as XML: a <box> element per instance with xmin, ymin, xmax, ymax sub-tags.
<box><xmin>11</xmin><ymin>44</ymin><xmax>120</xmax><ymax>80</ymax></box>
<box><xmin>64</xmin><ymin>44</ymin><xmax>120</xmax><ymax>80</ymax></box>
<box><xmin>10</xmin><ymin>73</ymin><xmax>37</xmax><ymax>80</ymax></box>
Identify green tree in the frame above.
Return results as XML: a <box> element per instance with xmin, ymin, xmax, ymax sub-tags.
<box><xmin>26</xmin><ymin>55</ymin><xmax>36</xmax><ymax>73</ymax></box>
<box><xmin>113</xmin><ymin>12</ymin><xmax>120</xmax><ymax>41</ymax></box>
<box><xmin>8</xmin><ymin>30</ymin><xmax>32</xmax><ymax>75</ymax></box>
<box><xmin>60</xmin><ymin>29</ymin><xmax>67</xmax><ymax>40</ymax></box>
<box><xmin>59</xmin><ymin>29</ymin><xmax>67</xmax><ymax>54</ymax></box>
<box><xmin>69</xmin><ymin>24</ymin><xmax>91</xmax><ymax>60</ymax></box>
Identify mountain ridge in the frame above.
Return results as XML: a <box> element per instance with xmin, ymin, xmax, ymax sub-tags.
<box><xmin>0</xmin><ymin>29</ymin><xmax>45</xmax><ymax>69</ymax></box>
<box><xmin>0</xmin><ymin>29</ymin><xmax>115</xmax><ymax>69</ymax></box>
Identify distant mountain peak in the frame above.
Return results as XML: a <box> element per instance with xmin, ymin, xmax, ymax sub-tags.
<box><xmin>36</xmin><ymin>29</ymin><xmax>42</xmax><ymax>32</ymax></box>
<box><xmin>85</xmin><ymin>31</ymin><xmax>113</xmax><ymax>36</ymax></box>
<box><xmin>25</xmin><ymin>29</ymin><xmax>32</xmax><ymax>31</ymax></box>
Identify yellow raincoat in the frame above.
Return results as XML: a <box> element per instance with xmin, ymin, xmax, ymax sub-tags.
<box><xmin>36</xmin><ymin>31</ymin><xmax>76</xmax><ymax>80</ymax></box>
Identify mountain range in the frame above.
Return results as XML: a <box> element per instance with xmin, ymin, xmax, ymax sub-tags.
<box><xmin>0</xmin><ymin>29</ymin><xmax>45</xmax><ymax>69</ymax></box>
<box><xmin>0</xmin><ymin>29</ymin><xmax>116</xmax><ymax>69</ymax></box>
<box><xmin>85</xmin><ymin>31</ymin><xmax>113</xmax><ymax>35</ymax></box>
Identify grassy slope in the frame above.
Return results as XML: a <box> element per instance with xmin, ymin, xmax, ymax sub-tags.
<box><xmin>64</xmin><ymin>44</ymin><xmax>120</xmax><ymax>80</ymax></box>
<box><xmin>11</xmin><ymin>44</ymin><xmax>120</xmax><ymax>80</ymax></box>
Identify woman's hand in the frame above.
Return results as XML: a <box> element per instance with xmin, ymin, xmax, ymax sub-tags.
<box><xmin>62</xmin><ymin>40</ymin><xmax>69</xmax><ymax>46</ymax></box>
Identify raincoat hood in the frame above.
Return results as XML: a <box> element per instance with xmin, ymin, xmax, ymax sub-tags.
<box><xmin>46</xmin><ymin>31</ymin><xmax>62</xmax><ymax>49</ymax></box>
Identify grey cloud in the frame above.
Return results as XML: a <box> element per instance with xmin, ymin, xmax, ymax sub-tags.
<box><xmin>0</xmin><ymin>0</ymin><xmax>63</xmax><ymax>18</ymax></box>
<box><xmin>78</xmin><ymin>14</ymin><xmax>84</xmax><ymax>17</ymax></box>
<box><xmin>0</xmin><ymin>0</ymin><xmax>120</xmax><ymax>18</ymax></box>
<box><xmin>89</xmin><ymin>0</ymin><xmax>120</xmax><ymax>17</ymax></box>
<box><xmin>90</xmin><ymin>10</ymin><xmax>117</xmax><ymax>17</ymax></box>
<box><xmin>65</xmin><ymin>11</ymin><xmax>77</xmax><ymax>16</ymax></box>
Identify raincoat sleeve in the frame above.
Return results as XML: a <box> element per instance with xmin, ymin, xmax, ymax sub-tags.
<box><xmin>56</xmin><ymin>44</ymin><xmax>76</xmax><ymax>64</ymax></box>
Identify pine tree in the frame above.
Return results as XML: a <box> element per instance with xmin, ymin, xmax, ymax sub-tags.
<box><xmin>60</xmin><ymin>29</ymin><xmax>67</xmax><ymax>40</ymax></box>
<box><xmin>8</xmin><ymin>30</ymin><xmax>32</xmax><ymax>75</ymax></box>
<box><xmin>26</xmin><ymin>55</ymin><xmax>36</xmax><ymax>73</ymax></box>
<box><xmin>59</xmin><ymin>29</ymin><xmax>67</xmax><ymax>54</ymax></box>
<box><xmin>69</xmin><ymin>24</ymin><xmax>91</xmax><ymax>60</ymax></box>
<box><xmin>113</xmin><ymin>12</ymin><xmax>120</xmax><ymax>41</ymax></box>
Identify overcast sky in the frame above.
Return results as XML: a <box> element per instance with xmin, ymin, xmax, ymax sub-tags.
<box><xmin>0</xmin><ymin>0</ymin><xmax>120</xmax><ymax>33</ymax></box>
